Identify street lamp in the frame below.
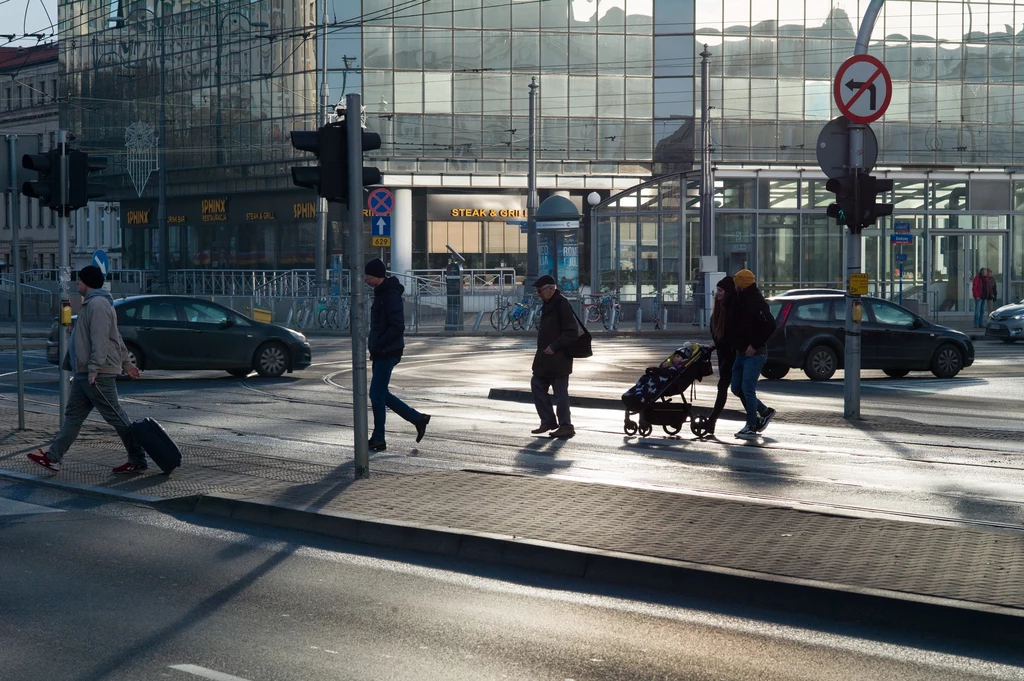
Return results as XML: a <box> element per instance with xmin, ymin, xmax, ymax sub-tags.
<box><xmin>112</xmin><ymin>7</ymin><xmax>168</xmax><ymax>292</ymax></box>
<box><xmin>215</xmin><ymin>10</ymin><xmax>269</xmax><ymax>166</ymax></box>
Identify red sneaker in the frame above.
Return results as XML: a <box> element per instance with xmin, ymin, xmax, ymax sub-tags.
<box><xmin>27</xmin><ymin>449</ymin><xmax>60</xmax><ymax>472</ymax></box>
<box><xmin>112</xmin><ymin>461</ymin><xmax>148</xmax><ymax>474</ymax></box>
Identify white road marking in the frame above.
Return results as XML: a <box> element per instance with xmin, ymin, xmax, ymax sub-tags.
<box><xmin>0</xmin><ymin>498</ymin><xmax>63</xmax><ymax>516</ymax></box>
<box><xmin>168</xmin><ymin>665</ymin><xmax>253</xmax><ymax>681</ymax></box>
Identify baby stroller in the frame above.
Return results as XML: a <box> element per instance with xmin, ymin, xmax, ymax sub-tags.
<box><xmin>622</xmin><ymin>342</ymin><xmax>714</xmax><ymax>438</ymax></box>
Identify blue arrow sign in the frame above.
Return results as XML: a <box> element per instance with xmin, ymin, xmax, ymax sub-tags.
<box><xmin>372</xmin><ymin>215</ymin><xmax>391</xmax><ymax>237</ymax></box>
<box><xmin>890</xmin><ymin>233</ymin><xmax>913</xmax><ymax>244</ymax></box>
<box><xmin>92</xmin><ymin>249</ymin><xmax>109</xmax><ymax>275</ymax></box>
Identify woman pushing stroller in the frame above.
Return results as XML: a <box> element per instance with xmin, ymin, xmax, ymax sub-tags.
<box><xmin>704</xmin><ymin>270</ymin><xmax>777</xmax><ymax>440</ymax></box>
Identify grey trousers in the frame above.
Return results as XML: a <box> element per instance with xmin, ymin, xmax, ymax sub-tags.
<box><xmin>531</xmin><ymin>374</ymin><xmax>572</xmax><ymax>428</ymax></box>
<box><xmin>49</xmin><ymin>375</ymin><xmax>144</xmax><ymax>464</ymax></box>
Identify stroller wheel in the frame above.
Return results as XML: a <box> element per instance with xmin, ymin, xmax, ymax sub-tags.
<box><xmin>690</xmin><ymin>416</ymin><xmax>714</xmax><ymax>439</ymax></box>
<box><xmin>624</xmin><ymin>419</ymin><xmax>638</xmax><ymax>435</ymax></box>
<box><xmin>663</xmin><ymin>423</ymin><xmax>682</xmax><ymax>436</ymax></box>
<box><xmin>638</xmin><ymin>423</ymin><xmax>653</xmax><ymax>437</ymax></box>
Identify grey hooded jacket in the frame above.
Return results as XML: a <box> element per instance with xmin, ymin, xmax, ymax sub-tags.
<box><xmin>73</xmin><ymin>289</ymin><xmax>133</xmax><ymax>377</ymax></box>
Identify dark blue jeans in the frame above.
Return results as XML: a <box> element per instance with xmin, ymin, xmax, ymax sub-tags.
<box><xmin>731</xmin><ymin>353</ymin><xmax>769</xmax><ymax>429</ymax></box>
<box><xmin>370</xmin><ymin>356</ymin><xmax>422</xmax><ymax>443</ymax></box>
<box><xmin>974</xmin><ymin>299</ymin><xmax>988</xmax><ymax>327</ymax></box>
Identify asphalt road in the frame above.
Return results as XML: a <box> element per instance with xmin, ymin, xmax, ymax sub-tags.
<box><xmin>3</xmin><ymin>336</ymin><xmax>1024</xmax><ymax>530</ymax></box>
<box><xmin>2</xmin><ymin>481</ymin><xmax>1022</xmax><ymax>681</ymax></box>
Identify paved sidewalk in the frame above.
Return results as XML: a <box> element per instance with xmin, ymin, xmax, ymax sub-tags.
<box><xmin>1</xmin><ymin>404</ymin><xmax>1021</xmax><ymax>642</ymax></box>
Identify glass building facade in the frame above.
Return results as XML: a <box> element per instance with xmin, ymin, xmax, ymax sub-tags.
<box><xmin>56</xmin><ymin>0</ymin><xmax>1024</xmax><ymax>312</ymax></box>
<box><xmin>595</xmin><ymin>0</ymin><xmax>1024</xmax><ymax>322</ymax></box>
<box><xmin>61</xmin><ymin>0</ymin><xmax>317</xmax><ymax>269</ymax></box>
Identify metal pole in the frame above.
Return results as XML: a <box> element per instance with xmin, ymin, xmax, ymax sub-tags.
<box><xmin>215</xmin><ymin>5</ymin><xmax>223</xmax><ymax>166</ymax></box>
<box><xmin>346</xmin><ymin>93</ymin><xmax>369</xmax><ymax>478</ymax></box>
<box><xmin>157</xmin><ymin>14</ymin><xmax>169</xmax><ymax>293</ymax></box>
<box><xmin>698</xmin><ymin>44</ymin><xmax>715</xmax><ymax>329</ymax></box>
<box><xmin>526</xmin><ymin>76</ymin><xmax>538</xmax><ymax>284</ymax></box>
<box><xmin>7</xmin><ymin>135</ymin><xmax>25</xmax><ymax>429</ymax></box>
<box><xmin>700</xmin><ymin>45</ymin><xmax>713</xmax><ymax>258</ymax></box>
<box><xmin>843</xmin><ymin>0</ymin><xmax>884</xmax><ymax>419</ymax></box>
<box><xmin>315</xmin><ymin>2</ymin><xmax>330</xmax><ymax>295</ymax></box>
<box><xmin>57</xmin><ymin>130</ymin><xmax>70</xmax><ymax>417</ymax></box>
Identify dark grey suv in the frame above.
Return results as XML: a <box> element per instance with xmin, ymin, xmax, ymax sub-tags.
<box><xmin>763</xmin><ymin>294</ymin><xmax>974</xmax><ymax>380</ymax></box>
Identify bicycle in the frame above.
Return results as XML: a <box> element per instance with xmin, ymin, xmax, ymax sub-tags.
<box><xmin>509</xmin><ymin>297</ymin><xmax>531</xmax><ymax>330</ymax></box>
<box><xmin>596</xmin><ymin>292</ymin><xmax>620</xmax><ymax>330</ymax></box>
<box><xmin>490</xmin><ymin>297</ymin><xmax>513</xmax><ymax>330</ymax></box>
<box><xmin>581</xmin><ymin>294</ymin><xmax>602</xmax><ymax>325</ymax></box>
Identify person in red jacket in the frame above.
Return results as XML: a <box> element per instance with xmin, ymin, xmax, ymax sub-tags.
<box><xmin>972</xmin><ymin>268</ymin><xmax>989</xmax><ymax>328</ymax></box>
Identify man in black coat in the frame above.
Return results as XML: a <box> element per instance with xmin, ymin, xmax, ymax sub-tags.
<box><xmin>365</xmin><ymin>258</ymin><xmax>430</xmax><ymax>451</ymax></box>
<box><xmin>530</xmin><ymin>275</ymin><xmax>580</xmax><ymax>439</ymax></box>
<box><xmin>727</xmin><ymin>269</ymin><xmax>776</xmax><ymax>440</ymax></box>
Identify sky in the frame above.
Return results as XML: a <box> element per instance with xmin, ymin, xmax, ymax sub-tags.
<box><xmin>0</xmin><ymin>0</ymin><xmax>58</xmax><ymax>48</ymax></box>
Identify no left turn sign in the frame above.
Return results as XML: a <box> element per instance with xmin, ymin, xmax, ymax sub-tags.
<box><xmin>833</xmin><ymin>54</ymin><xmax>892</xmax><ymax>124</ymax></box>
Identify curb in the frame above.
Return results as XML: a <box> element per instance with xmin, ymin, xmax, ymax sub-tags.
<box><xmin>173</xmin><ymin>492</ymin><xmax>1024</xmax><ymax>645</ymax></box>
<box><xmin>3</xmin><ymin>467</ymin><xmax>1022</xmax><ymax>644</ymax></box>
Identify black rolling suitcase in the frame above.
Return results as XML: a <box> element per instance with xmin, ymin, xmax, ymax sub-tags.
<box><xmin>127</xmin><ymin>418</ymin><xmax>182</xmax><ymax>474</ymax></box>
<box><xmin>98</xmin><ymin>390</ymin><xmax>182</xmax><ymax>474</ymax></box>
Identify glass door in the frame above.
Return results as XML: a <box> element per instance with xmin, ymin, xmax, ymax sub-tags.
<box><xmin>930</xmin><ymin>233</ymin><xmax>967</xmax><ymax>315</ymax></box>
<box><xmin>930</xmin><ymin>231</ymin><xmax>1007</xmax><ymax>318</ymax></box>
<box><xmin>969</xmin><ymin>232</ymin><xmax>1007</xmax><ymax>309</ymax></box>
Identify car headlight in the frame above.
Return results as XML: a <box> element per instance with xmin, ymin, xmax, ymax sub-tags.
<box><xmin>1013</xmin><ymin>314</ymin><xmax>1024</xmax><ymax>321</ymax></box>
<box><xmin>287</xmin><ymin>328</ymin><xmax>307</xmax><ymax>342</ymax></box>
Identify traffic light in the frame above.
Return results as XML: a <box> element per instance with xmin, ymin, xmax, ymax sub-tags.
<box><xmin>21</xmin><ymin>149</ymin><xmax>62</xmax><ymax>210</ymax></box>
<box><xmin>290</xmin><ymin>121</ymin><xmax>382</xmax><ymax>203</ymax></box>
<box><xmin>289</xmin><ymin>123</ymin><xmax>346</xmax><ymax>201</ymax></box>
<box><xmin>67</xmin><ymin>150</ymin><xmax>107</xmax><ymax>210</ymax></box>
<box><xmin>825</xmin><ymin>175</ymin><xmax>858</xmax><ymax>227</ymax></box>
<box><xmin>860</xmin><ymin>174</ymin><xmax>894</xmax><ymax>228</ymax></box>
<box><xmin>360</xmin><ymin>126</ymin><xmax>382</xmax><ymax>189</ymax></box>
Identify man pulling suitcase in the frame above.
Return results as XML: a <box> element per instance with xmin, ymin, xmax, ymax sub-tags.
<box><xmin>28</xmin><ymin>265</ymin><xmax>151</xmax><ymax>474</ymax></box>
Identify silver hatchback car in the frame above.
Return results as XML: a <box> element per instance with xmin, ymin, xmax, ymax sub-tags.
<box><xmin>985</xmin><ymin>300</ymin><xmax>1024</xmax><ymax>343</ymax></box>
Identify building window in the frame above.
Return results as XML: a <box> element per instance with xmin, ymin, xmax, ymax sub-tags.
<box><xmin>16</xmin><ymin>85</ymin><xmax>23</xmax><ymax>108</ymax></box>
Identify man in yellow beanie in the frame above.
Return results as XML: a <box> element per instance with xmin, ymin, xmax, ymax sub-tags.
<box><xmin>726</xmin><ymin>269</ymin><xmax>777</xmax><ymax>440</ymax></box>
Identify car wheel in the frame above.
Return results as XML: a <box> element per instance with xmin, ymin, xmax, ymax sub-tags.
<box><xmin>931</xmin><ymin>344</ymin><xmax>963</xmax><ymax>378</ymax></box>
<box><xmin>760</xmin><ymin>362</ymin><xmax>790</xmax><ymax>380</ymax></box>
<box><xmin>254</xmin><ymin>341</ymin><xmax>288</xmax><ymax>378</ymax></box>
<box><xmin>227</xmin><ymin>369</ymin><xmax>251</xmax><ymax>378</ymax></box>
<box><xmin>883</xmin><ymin>368</ymin><xmax>910</xmax><ymax>378</ymax></box>
<box><xmin>124</xmin><ymin>343</ymin><xmax>143</xmax><ymax>370</ymax></box>
<box><xmin>803</xmin><ymin>345</ymin><xmax>837</xmax><ymax>381</ymax></box>
<box><xmin>1001</xmin><ymin>338</ymin><xmax>1017</xmax><ymax>344</ymax></box>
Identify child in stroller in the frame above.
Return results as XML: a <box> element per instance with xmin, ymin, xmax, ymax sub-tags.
<box><xmin>622</xmin><ymin>342</ymin><xmax>714</xmax><ymax>437</ymax></box>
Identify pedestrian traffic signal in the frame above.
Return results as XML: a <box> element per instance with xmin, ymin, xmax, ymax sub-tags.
<box><xmin>21</xmin><ymin>149</ymin><xmax>62</xmax><ymax>211</ymax></box>
<box><xmin>860</xmin><ymin>174</ymin><xmax>894</xmax><ymax>228</ymax></box>
<box><xmin>825</xmin><ymin>175</ymin><xmax>858</xmax><ymax>228</ymax></box>
<box><xmin>67</xmin><ymin>150</ymin><xmax>107</xmax><ymax>210</ymax></box>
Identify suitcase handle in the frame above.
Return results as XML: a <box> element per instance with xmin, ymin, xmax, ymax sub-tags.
<box><xmin>92</xmin><ymin>379</ymin><xmax>133</xmax><ymax>429</ymax></box>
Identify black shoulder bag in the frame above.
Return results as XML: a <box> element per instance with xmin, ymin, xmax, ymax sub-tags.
<box><xmin>564</xmin><ymin>304</ymin><xmax>593</xmax><ymax>359</ymax></box>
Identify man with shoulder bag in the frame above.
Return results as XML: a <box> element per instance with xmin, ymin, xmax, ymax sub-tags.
<box><xmin>529</xmin><ymin>275</ymin><xmax>581</xmax><ymax>439</ymax></box>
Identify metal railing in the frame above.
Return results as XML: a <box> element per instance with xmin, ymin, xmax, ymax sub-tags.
<box><xmin>145</xmin><ymin>269</ymin><xmax>319</xmax><ymax>297</ymax></box>
<box><xmin>403</xmin><ymin>268</ymin><xmax>517</xmax><ymax>297</ymax></box>
<box><xmin>0</xmin><ymin>277</ymin><xmax>57</xmax><ymax>320</ymax></box>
